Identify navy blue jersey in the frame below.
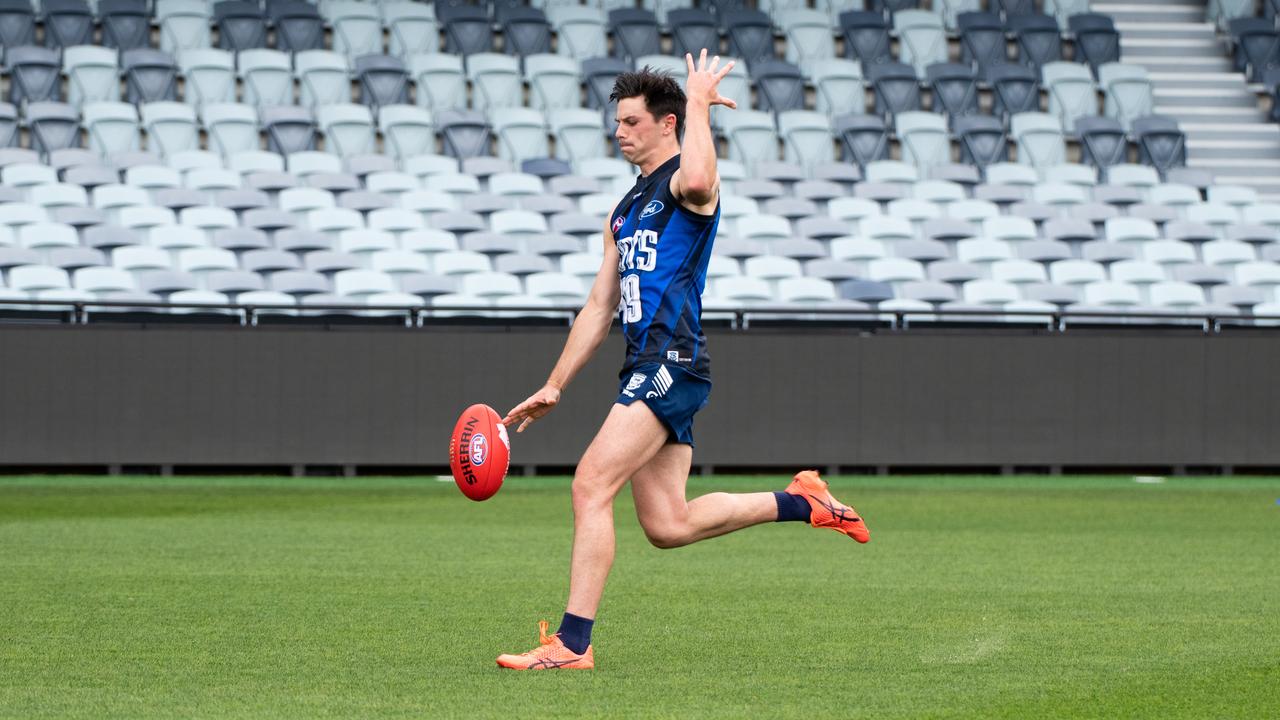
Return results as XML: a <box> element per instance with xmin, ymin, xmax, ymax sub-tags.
<box><xmin>609</xmin><ymin>154</ymin><xmax>719</xmax><ymax>379</ymax></box>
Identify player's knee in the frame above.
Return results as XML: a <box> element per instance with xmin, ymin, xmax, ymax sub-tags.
<box><xmin>641</xmin><ymin>521</ymin><xmax>690</xmax><ymax>549</ymax></box>
<box><xmin>570</xmin><ymin>471</ymin><xmax>614</xmax><ymax>511</ymax></box>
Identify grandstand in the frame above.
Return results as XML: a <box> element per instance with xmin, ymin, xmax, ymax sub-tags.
<box><xmin>0</xmin><ymin>0</ymin><xmax>1276</xmax><ymax>325</ymax></box>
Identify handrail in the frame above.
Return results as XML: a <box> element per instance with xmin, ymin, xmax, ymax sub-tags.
<box><xmin>2</xmin><ymin>297</ymin><xmax>1278</xmax><ymax>333</ymax></box>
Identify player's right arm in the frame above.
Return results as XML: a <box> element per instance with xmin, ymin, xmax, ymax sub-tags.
<box><xmin>502</xmin><ymin>219</ymin><xmax>621</xmax><ymax>433</ymax></box>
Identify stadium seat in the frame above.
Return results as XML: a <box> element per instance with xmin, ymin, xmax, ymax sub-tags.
<box><xmin>988</xmin><ymin>64</ymin><xmax>1041</xmax><ymax>120</ymax></box>
<box><xmin>840</xmin><ymin>10</ymin><xmax>892</xmax><ymax>67</ymax></box>
<box><xmin>809</xmin><ymin>59</ymin><xmax>865</xmax><ymax>117</ymax></box>
<box><xmin>1008</xmin><ymin>13</ymin><xmax>1062</xmax><ymax>71</ymax></box>
<box><xmin>43</xmin><ymin>0</ymin><xmax>94</xmax><ymax>49</ymax></box>
<box><xmin>156</xmin><ymin>0</ymin><xmax>211</xmax><ymax>54</ymax></box>
<box><xmin>467</xmin><ymin>54</ymin><xmax>522</xmax><ymax>112</ymax></box>
<box><xmin>609</xmin><ymin>8</ymin><xmax>661</xmax><ymax>64</ymax></box>
<box><xmin>63</xmin><ymin>46</ymin><xmax>119</xmax><ymax>108</ymax></box>
<box><xmin>123</xmin><ymin>49</ymin><xmax>180</xmax><ymax>104</ymax></box>
<box><xmin>296</xmin><ymin>51</ymin><xmax>350</xmax><ymax>109</ymax></box>
<box><xmin>1069</xmin><ymin>13</ymin><xmax>1121</xmax><ymax>74</ymax></box>
<box><xmin>99</xmin><ymin>0</ymin><xmax>149</xmax><ymax>51</ymax></box>
<box><xmin>1098</xmin><ymin>63</ymin><xmax>1154</xmax><ymax>131</ymax></box>
<box><xmin>179</xmin><ymin>49</ymin><xmax>236</xmax><ymax>107</ymax></box>
<box><xmin>549</xmin><ymin>108</ymin><xmax>607</xmax><ymax>163</ymax></box>
<box><xmin>895</xmin><ymin>112</ymin><xmax>950</xmax><ymax>172</ymax></box>
<box><xmin>354</xmin><ymin>55</ymin><xmax>410</xmax><ymax>110</ymax></box>
<box><xmin>722</xmin><ymin>9</ymin><xmax>774</xmax><ymax>67</ymax></box>
<box><xmin>501</xmin><ymin>7</ymin><xmax>552</xmax><ymax>58</ymax></box>
<box><xmin>1132</xmin><ymin>116</ymin><xmax>1187</xmax><ymax>177</ymax></box>
<box><xmin>83</xmin><ymin>102</ymin><xmax>140</xmax><ymax>157</ymax></box>
<box><xmin>141</xmin><ymin>102</ymin><xmax>199</xmax><ymax>158</ymax></box>
<box><xmin>954</xmin><ymin>115</ymin><xmax>1008</xmax><ymax>169</ymax></box>
<box><xmin>436</xmin><ymin>110</ymin><xmax>493</xmax><ymax>160</ymax></box>
<box><xmin>894</xmin><ymin>10</ymin><xmax>947</xmax><ymax>78</ymax></box>
<box><xmin>410</xmin><ymin>53</ymin><xmax>466</xmax><ymax>112</ymax></box>
<box><xmin>957</xmin><ymin>12</ymin><xmax>1007</xmax><ymax>78</ymax></box>
<box><xmin>668</xmin><ymin>9</ymin><xmax>719</xmax><ymax>58</ymax></box>
<box><xmin>779</xmin><ymin>8</ymin><xmax>836</xmax><ymax>71</ymax></box>
<box><xmin>6</xmin><ymin>46</ymin><xmax>61</xmax><ymax>105</ymax></box>
<box><xmin>329</xmin><ymin>1</ymin><xmax>382</xmax><ymax>59</ymax></box>
<box><xmin>270</xmin><ymin>1</ymin><xmax>324</xmax><ymax>52</ymax></box>
<box><xmin>868</xmin><ymin>62</ymin><xmax>922</xmax><ymax>120</ymax></box>
<box><xmin>720</xmin><ymin>110</ymin><xmax>780</xmax><ymax>172</ymax></box>
<box><xmin>550</xmin><ymin>6</ymin><xmax>607</xmax><ymax>61</ymax></box>
<box><xmin>752</xmin><ymin>60</ymin><xmax>806</xmax><ymax>113</ymax></box>
<box><xmin>1042</xmin><ymin>62</ymin><xmax>1099</xmax><ymax>132</ymax></box>
<box><xmin>928</xmin><ymin>63</ymin><xmax>979</xmax><ymax>120</ymax></box>
<box><xmin>491</xmin><ymin>109</ymin><xmax>550</xmax><ymax>165</ymax></box>
<box><xmin>262</xmin><ymin>106</ymin><xmax>318</xmax><ymax>155</ymax></box>
<box><xmin>237</xmin><ymin>50</ymin><xmax>292</xmax><ymax>109</ymax></box>
<box><xmin>1011</xmin><ymin>112</ymin><xmax>1066</xmax><ymax>169</ymax></box>
<box><xmin>213</xmin><ymin>1</ymin><xmax>266</xmax><ymax>51</ymax></box>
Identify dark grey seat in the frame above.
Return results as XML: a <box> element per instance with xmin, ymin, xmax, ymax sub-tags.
<box><xmin>928</xmin><ymin>260</ymin><xmax>984</xmax><ymax>284</ymax></box>
<box><xmin>460</xmin><ymin>192</ymin><xmax>516</xmax><ymax>214</ymax></box>
<box><xmin>1081</xmin><ymin>241</ymin><xmax>1134</xmax><ymax>264</ymax></box>
<box><xmin>1069</xmin><ymin>13</ymin><xmax>1121</xmax><ymax>74</ymax></box>
<box><xmin>214</xmin><ymin>0</ymin><xmax>266</xmax><ymax>50</ymax></box>
<box><xmin>973</xmin><ymin>183</ymin><xmax>1028</xmax><ymax>203</ymax></box>
<box><xmin>803</xmin><ymin>258</ymin><xmax>862</xmax><ymax>282</ymax></box>
<box><xmin>956</xmin><ymin>12</ymin><xmax>1006</xmax><ymax>78</ymax></box>
<box><xmin>988</xmin><ymin>64</ymin><xmax>1040</xmax><ymax>119</ymax></box>
<box><xmin>867</xmin><ymin>61</ymin><xmax>921</xmax><ymax>120</ymax></box>
<box><xmin>609</xmin><ymin>8</ymin><xmax>660</xmax><ymax>64</ymax></box>
<box><xmin>722</xmin><ymin>9</ymin><xmax>774</xmax><ymax>67</ymax></box>
<box><xmin>528</xmin><ymin>233</ymin><xmax>583</xmax><ymax>257</ymax></box>
<box><xmin>500</xmin><ymin>7</ymin><xmax>551</xmax><ymax>57</ymax></box>
<box><xmin>122</xmin><ymin>49</ymin><xmax>179</xmax><ymax>103</ymax></box>
<box><xmin>437</xmin><ymin>3</ymin><xmax>492</xmax><ymax>55</ymax></box>
<box><xmin>733</xmin><ymin>178</ymin><xmax>786</xmax><ymax>200</ymax></box>
<box><xmin>752</xmin><ymin>59</ymin><xmax>806</xmax><ymax>113</ymax></box>
<box><xmin>0</xmin><ymin>0</ymin><xmax>36</xmax><ymax>47</ymax></box>
<box><xmin>1008</xmin><ymin>13</ymin><xmax>1061</xmax><ymax>72</ymax></box>
<box><xmin>270</xmin><ymin>1</ymin><xmax>324</xmax><ymax>52</ymax></box>
<box><xmin>521</xmin><ymin>157</ymin><xmax>572</xmax><ymax>179</ymax></box>
<box><xmin>833</xmin><ymin>113</ymin><xmax>889</xmax><ymax>167</ymax></box>
<box><xmin>931</xmin><ymin>163</ymin><xmax>981</xmax><ymax>186</ymax></box>
<box><xmin>581</xmin><ymin>57</ymin><xmax>631</xmax><ymax>110</ymax></box>
<box><xmin>900</xmin><ymin>280</ymin><xmax>957</xmax><ymax>304</ymax></box>
<box><xmin>42</xmin><ymin>0</ymin><xmax>93</xmax><ymax>48</ymax></box>
<box><xmin>792</xmin><ymin>179</ymin><xmax>844</xmax><ymax>202</ymax></box>
<box><xmin>549</xmin><ymin>211</ymin><xmax>600</xmax><ymax>236</ymax></box>
<box><xmin>433</xmin><ymin>209</ymin><xmax>487</xmax><ymax>235</ymax></box>
<box><xmin>0</xmin><ymin>101</ymin><xmax>16</xmax><ymax>148</ymax></box>
<box><xmin>338</xmin><ymin>190</ymin><xmax>393</xmax><ymax>212</ymax></box>
<box><xmin>306</xmin><ymin>172</ymin><xmax>361</xmax><ymax>194</ymax></box>
<box><xmin>838</xmin><ymin>279</ymin><xmax>894</xmax><ymax>304</ymax></box>
<box><xmin>461</xmin><ymin>156</ymin><xmax>512</xmax><ymax>179</ymax></box>
<box><xmin>854</xmin><ymin>181</ymin><xmax>907</xmax><ymax>202</ymax></box>
<box><xmin>897</xmin><ymin>239</ymin><xmax>949</xmax><ymax>263</ymax></box>
<box><xmin>1076</xmin><ymin>116</ymin><xmax>1129</xmax><ymax>169</ymax></box>
<box><xmin>99</xmin><ymin>0</ymin><xmax>150</xmax><ymax>51</ymax></box>
<box><xmin>1212</xmin><ymin>285</ymin><xmax>1268</xmax><ymax>311</ymax></box>
<box><xmin>436</xmin><ymin>109</ymin><xmax>492</xmax><ymax>159</ymax></box>
<box><xmin>1018</xmin><ymin>240</ymin><xmax>1073</xmax><ymax>263</ymax></box>
<box><xmin>762</xmin><ymin>196</ymin><xmax>818</xmax><ymax>220</ymax></box>
<box><xmin>1164</xmin><ymin>220</ymin><xmax>1216</xmax><ymax>245</ymax></box>
<box><xmin>1092</xmin><ymin>184</ymin><xmax>1144</xmax><ymax>207</ymax></box>
<box><xmin>954</xmin><ymin>115</ymin><xmax>1007</xmax><ymax>168</ymax></box>
<box><xmin>839</xmin><ymin>11</ymin><xmax>891</xmax><ymax>67</ymax></box>
<box><xmin>261</xmin><ymin>106</ymin><xmax>317</xmax><ymax>155</ymax></box>
<box><xmin>927</xmin><ymin>62</ymin><xmax>978</xmax><ymax>119</ymax></box>
<box><xmin>495</xmin><ymin>252</ymin><xmax>554</xmax><ymax>276</ymax></box>
<box><xmin>520</xmin><ymin>195</ymin><xmax>575</xmax><ymax>216</ymax></box>
<box><xmin>26</xmin><ymin>101</ymin><xmax>81</xmax><ymax>154</ymax></box>
<box><xmin>1132</xmin><ymin>115</ymin><xmax>1187</xmax><ymax>176</ymax></box>
<box><xmin>462</xmin><ymin>231</ymin><xmax>521</xmax><ymax>256</ymax></box>
<box><xmin>668</xmin><ymin>9</ymin><xmax>719</xmax><ymax>58</ymax></box>
<box><xmin>771</xmin><ymin>238</ymin><xmax>827</xmax><ymax>261</ymax></box>
<box><xmin>1173</xmin><ymin>263</ymin><xmax>1230</xmax><ymax>287</ymax></box>
<box><xmin>1022</xmin><ymin>281</ymin><xmax>1079</xmax><ymax>305</ymax></box>
<box><xmin>1044</xmin><ymin>218</ymin><xmax>1098</xmax><ymax>244</ymax></box>
<box><xmin>922</xmin><ymin>218</ymin><xmax>978</xmax><ymax>242</ymax></box>
<box><xmin>354</xmin><ymin>54</ymin><xmax>410</xmax><ymax>109</ymax></box>
<box><xmin>6</xmin><ymin>46</ymin><xmax>61</xmax><ymax>104</ymax></box>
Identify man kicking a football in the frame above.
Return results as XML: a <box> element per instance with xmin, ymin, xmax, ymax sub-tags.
<box><xmin>495</xmin><ymin>50</ymin><xmax>870</xmax><ymax>671</ymax></box>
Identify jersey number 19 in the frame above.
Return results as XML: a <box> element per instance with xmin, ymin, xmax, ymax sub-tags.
<box><xmin>617</xmin><ymin>229</ymin><xmax>658</xmax><ymax>325</ymax></box>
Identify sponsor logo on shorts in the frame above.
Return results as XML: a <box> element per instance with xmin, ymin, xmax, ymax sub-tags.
<box><xmin>623</xmin><ymin>372</ymin><xmax>646</xmax><ymax>397</ymax></box>
<box><xmin>469</xmin><ymin>433</ymin><xmax>487</xmax><ymax>467</ymax></box>
<box><xmin>612</xmin><ymin>215</ymin><xmax>625</xmax><ymax>233</ymax></box>
<box><xmin>640</xmin><ymin>200</ymin><xmax>663</xmax><ymax>218</ymax></box>
<box><xmin>645</xmin><ymin>365</ymin><xmax>674</xmax><ymax>399</ymax></box>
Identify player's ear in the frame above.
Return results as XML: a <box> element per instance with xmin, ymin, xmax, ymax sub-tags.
<box><xmin>663</xmin><ymin>113</ymin><xmax>677</xmax><ymax>135</ymax></box>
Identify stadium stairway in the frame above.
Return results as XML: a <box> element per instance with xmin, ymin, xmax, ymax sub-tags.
<box><xmin>1096</xmin><ymin>0</ymin><xmax>1280</xmax><ymax>200</ymax></box>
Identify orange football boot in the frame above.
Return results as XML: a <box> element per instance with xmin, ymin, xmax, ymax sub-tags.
<box><xmin>785</xmin><ymin>470</ymin><xmax>871</xmax><ymax>543</ymax></box>
<box><xmin>496</xmin><ymin>620</ymin><xmax>595</xmax><ymax>670</ymax></box>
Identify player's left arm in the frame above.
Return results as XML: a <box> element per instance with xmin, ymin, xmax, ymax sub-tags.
<box><xmin>670</xmin><ymin>48</ymin><xmax>737</xmax><ymax>215</ymax></box>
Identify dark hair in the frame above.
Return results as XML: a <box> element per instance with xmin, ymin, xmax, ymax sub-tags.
<box><xmin>610</xmin><ymin>68</ymin><xmax>686</xmax><ymax>138</ymax></box>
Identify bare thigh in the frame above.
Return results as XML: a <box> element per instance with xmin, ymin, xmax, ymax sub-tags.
<box><xmin>630</xmin><ymin>443</ymin><xmax>693</xmax><ymax>542</ymax></box>
<box><xmin>575</xmin><ymin>401</ymin><xmax>672</xmax><ymax>498</ymax></box>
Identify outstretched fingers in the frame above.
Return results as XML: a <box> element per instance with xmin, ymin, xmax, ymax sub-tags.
<box><xmin>685</xmin><ymin>52</ymin><xmax>695</xmax><ymax>75</ymax></box>
<box><xmin>713</xmin><ymin>59</ymin><xmax>735</xmax><ymax>81</ymax></box>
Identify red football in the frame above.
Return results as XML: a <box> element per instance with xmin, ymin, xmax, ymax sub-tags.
<box><xmin>449</xmin><ymin>403</ymin><xmax>510</xmax><ymax>501</ymax></box>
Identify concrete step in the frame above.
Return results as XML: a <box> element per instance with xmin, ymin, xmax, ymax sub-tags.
<box><xmin>1152</xmin><ymin>88</ymin><xmax>1260</xmax><ymax>109</ymax></box>
<box><xmin>1092</xmin><ymin>2</ymin><xmax>1206</xmax><ymax>24</ymax></box>
<box><xmin>1149</xmin><ymin>72</ymin><xmax>1250</xmax><ymax>91</ymax></box>
<box><xmin>1120</xmin><ymin>38</ymin><xmax>1226</xmax><ymax>58</ymax></box>
<box><xmin>1182</xmin><ymin>123</ymin><xmax>1280</xmax><ymax>140</ymax></box>
<box><xmin>1157</xmin><ymin>106</ymin><xmax>1267</xmax><ymax>121</ymax></box>
<box><xmin>1115</xmin><ymin>22</ymin><xmax>1216</xmax><ymax>41</ymax></box>
<box><xmin>1185</xmin><ymin>140</ymin><xmax>1280</xmax><ymax>160</ymax></box>
<box><xmin>1133</xmin><ymin>57</ymin><xmax>1234</xmax><ymax>73</ymax></box>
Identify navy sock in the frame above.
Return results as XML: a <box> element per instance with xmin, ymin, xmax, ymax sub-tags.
<box><xmin>557</xmin><ymin>612</ymin><xmax>594</xmax><ymax>655</ymax></box>
<box><xmin>774</xmin><ymin>491</ymin><xmax>812</xmax><ymax>522</ymax></box>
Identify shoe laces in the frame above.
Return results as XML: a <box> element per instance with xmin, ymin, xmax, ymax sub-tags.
<box><xmin>537</xmin><ymin>619</ymin><xmax>556</xmax><ymax>646</ymax></box>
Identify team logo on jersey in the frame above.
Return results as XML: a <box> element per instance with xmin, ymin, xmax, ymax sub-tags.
<box><xmin>612</xmin><ymin>215</ymin><xmax>625</xmax><ymax>233</ymax></box>
<box><xmin>640</xmin><ymin>200</ymin><xmax>664</xmax><ymax>218</ymax></box>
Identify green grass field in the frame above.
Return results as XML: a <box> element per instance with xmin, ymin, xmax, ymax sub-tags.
<box><xmin>1</xmin><ymin>474</ymin><xmax>1277</xmax><ymax>719</ymax></box>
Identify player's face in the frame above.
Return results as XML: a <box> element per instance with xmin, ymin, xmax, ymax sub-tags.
<box><xmin>614</xmin><ymin>96</ymin><xmax>671</xmax><ymax>166</ymax></box>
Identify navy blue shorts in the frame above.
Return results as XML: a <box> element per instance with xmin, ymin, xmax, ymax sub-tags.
<box><xmin>615</xmin><ymin>363</ymin><xmax>712</xmax><ymax>446</ymax></box>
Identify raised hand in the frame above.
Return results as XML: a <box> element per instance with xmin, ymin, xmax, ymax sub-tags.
<box><xmin>501</xmin><ymin>383</ymin><xmax>562</xmax><ymax>433</ymax></box>
<box><xmin>684</xmin><ymin>48</ymin><xmax>737</xmax><ymax>110</ymax></box>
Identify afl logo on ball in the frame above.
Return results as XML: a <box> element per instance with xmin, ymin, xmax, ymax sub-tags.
<box><xmin>612</xmin><ymin>215</ymin><xmax>625</xmax><ymax>233</ymax></box>
<box><xmin>641</xmin><ymin>200</ymin><xmax>663</xmax><ymax>218</ymax></box>
<box><xmin>469</xmin><ymin>433</ymin><xmax>488</xmax><ymax>467</ymax></box>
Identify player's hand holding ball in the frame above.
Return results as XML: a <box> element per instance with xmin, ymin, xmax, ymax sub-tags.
<box><xmin>502</xmin><ymin>383</ymin><xmax>561</xmax><ymax>433</ymax></box>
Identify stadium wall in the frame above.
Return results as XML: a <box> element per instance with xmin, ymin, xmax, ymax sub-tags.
<box><xmin>1</xmin><ymin>324</ymin><xmax>1278</xmax><ymax>475</ymax></box>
